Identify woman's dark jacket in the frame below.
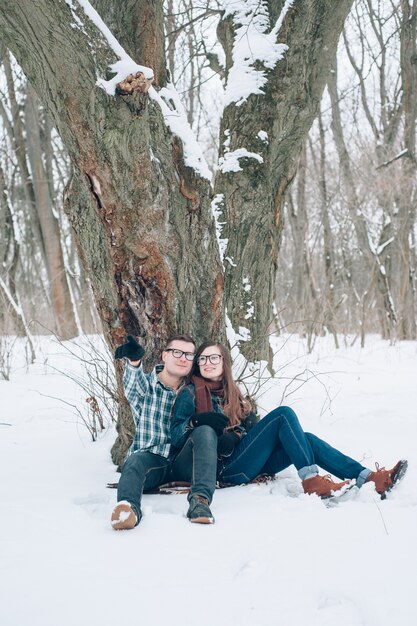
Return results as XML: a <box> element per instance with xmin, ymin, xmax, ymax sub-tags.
<box><xmin>170</xmin><ymin>383</ymin><xmax>255</xmax><ymax>457</ymax></box>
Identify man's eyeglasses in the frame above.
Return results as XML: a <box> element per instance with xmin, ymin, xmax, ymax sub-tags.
<box><xmin>165</xmin><ymin>348</ymin><xmax>195</xmax><ymax>361</ymax></box>
<box><xmin>197</xmin><ymin>354</ymin><xmax>222</xmax><ymax>365</ymax></box>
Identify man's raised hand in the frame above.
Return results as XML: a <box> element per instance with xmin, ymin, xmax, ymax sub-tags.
<box><xmin>114</xmin><ymin>335</ymin><xmax>145</xmax><ymax>361</ymax></box>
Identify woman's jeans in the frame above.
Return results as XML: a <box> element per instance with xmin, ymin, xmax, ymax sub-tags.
<box><xmin>219</xmin><ymin>406</ymin><xmax>371</xmax><ymax>487</ymax></box>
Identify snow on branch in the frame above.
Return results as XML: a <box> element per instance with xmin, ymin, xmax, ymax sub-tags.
<box><xmin>65</xmin><ymin>0</ymin><xmax>154</xmax><ymax>89</ymax></box>
<box><xmin>221</xmin><ymin>0</ymin><xmax>295</xmax><ymax>107</ymax></box>
<box><xmin>375</xmin><ymin>149</ymin><xmax>409</xmax><ymax>170</ymax></box>
<box><xmin>66</xmin><ymin>0</ymin><xmax>211</xmax><ymax>180</ymax></box>
<box><xmin>376</xmin><ymin>237</ymin><xmax>394</xmax><ymax>256</ymax></box>
<box><xmin>150</xmin><ymin>85</ymin><xmax>212</xmax><ymax>180</ymax></box>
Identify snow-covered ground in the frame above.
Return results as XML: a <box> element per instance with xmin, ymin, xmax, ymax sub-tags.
<box><xmin>1</xmin><ymin>334</ymin><xmax>416</xmax><ymax>626</ymax></box>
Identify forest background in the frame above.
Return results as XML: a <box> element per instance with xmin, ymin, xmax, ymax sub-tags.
<box><xmin>0</xmin><ymin>0</ymin><xmax>416</xmax><ymax>463</ymax></box>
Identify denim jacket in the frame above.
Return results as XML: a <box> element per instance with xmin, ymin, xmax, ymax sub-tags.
<box><xmin>170</xmin><ymin>383</ymin><xmax>250</xmax><ymax>457</ymax></box>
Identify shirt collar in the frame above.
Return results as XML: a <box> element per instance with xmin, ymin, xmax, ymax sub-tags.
<box><xmin>154</xmin><ymin>364</ymin><xmax>185</xmax><ymax>392</ymax></box>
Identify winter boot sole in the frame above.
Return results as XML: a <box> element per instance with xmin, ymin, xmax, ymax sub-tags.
<box><xmin>111</xmin><ymin>501</ymin><xmax>138</xmax><ymax>530</ymax></box>
<box><xmin>321</xmin><ymin>482</ymin><xmax>356</xmax><ymax>501</ymax></box>
<box><xmin>380</xmin><ymin>459</ymin><xmax>408</xmax><ymax>500</ymax></box>
<box><xmin>189</xmin><ymin>515</ymin><xmax>215</xmax><ymax>524</ymax></box>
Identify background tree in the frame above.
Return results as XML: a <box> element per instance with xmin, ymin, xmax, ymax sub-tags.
<box><xmin>0</xmin><ymin>47</ymin><xmax>93</xmax><ymax>339</ymax></box>
<box><xmin>276</xmin><ymin>0</ymin><xmax>417</xmax><ymax>345</ymax></box>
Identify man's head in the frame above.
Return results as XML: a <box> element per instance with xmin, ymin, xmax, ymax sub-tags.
<box><xmin>161</xmin><ymin>334</ymin><xmax>196</xmax><ymax>379</ymax></box>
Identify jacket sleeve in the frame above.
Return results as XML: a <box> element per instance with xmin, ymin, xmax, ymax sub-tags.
<box><xmin>123</xmin><ymin>362</ymin><xmax>150</xmax><ymax>412</ymax></box>
<box><xmin>170</xmin><ymin>385</ymin><xmax>196</xmax><ymax>450</ymax></box>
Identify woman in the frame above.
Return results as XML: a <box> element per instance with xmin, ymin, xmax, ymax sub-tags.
<box><xmin>170</xmin><ymin>342</ymin><xmax>407</xmax><ymax>524</ymax></box>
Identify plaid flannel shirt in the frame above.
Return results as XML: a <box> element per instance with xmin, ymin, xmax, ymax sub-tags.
<box><xmin>123</xmin><ymin>362</ymin><xmax>178</xmax><ymax>458</ymax></box>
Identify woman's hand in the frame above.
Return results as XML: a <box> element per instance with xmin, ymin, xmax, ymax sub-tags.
<box><xmin>190</xmin><ymin>411</ymin><xmax>228</xmax><ymax>435</ymax></box>
<box><xmin>217</xmin><ymin>431</ymin><xmax>241</xmax><ymax>457</ymax></box>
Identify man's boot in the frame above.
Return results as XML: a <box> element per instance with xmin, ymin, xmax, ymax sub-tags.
<box><xmin>187</xmin><ymin>494</ymin><xmax>214</xmax><ymax>524</ymax></box>
<box><xmin>111</xmin><ymin>501</ymin><xmax>139</xmax><ymax>530</ymax></box>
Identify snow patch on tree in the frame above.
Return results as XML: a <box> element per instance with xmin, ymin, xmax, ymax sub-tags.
<box><xmin>221</xmin><ymin>0</ymin><xmax>294</xmax><ymax>107</ymax></box>
<box><xmin>257</xmin><ymin>130</ymin><xmax>269</xmax><ymax>143</ymax></box>
<box><xmin>245</xmin><ymin>303</ymin><xmax>255</xmax><ymax>320</ymax></box>
<box><xmin>218</xmin><ymin>148</ymin><xmax>264</xmax><ymax>173</ymax></box>
<box><xmin>151</xmin><ymin>85</ymin><xmax>212</xmax><ymax>180</ymax></box>
<box><xmin>226</xmin><ymin>312</ymin><xmax>251</xmax><ymax>351</ymax></box>
<box><xmin>242</xmin><ymin>278</ymin><xmax>254</xmax><ymax>319</ymax></box>
<box><xmin>211</xmin><ymin>194</ymin><xmax>228</xmax><ymax>265</ymax></box>
<box><xmin>243</xmin><ymin>277</ymin><xmax>251</xmax><ymax>292</ymax></box>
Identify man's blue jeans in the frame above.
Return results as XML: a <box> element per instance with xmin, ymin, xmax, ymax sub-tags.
<box><xmin>219</xmin><ymin>406</ymin><xmax>371</xmax><ymax>486</ymax></box>
<box><xmin>170</xmin><ymin>425</ymin><xmax>218</xmax><ymax>503</ymax></box>
<box><xmin>117</xmin><ymin>451</ymin><xmax>170</xmax><ymax>519</ymax></box>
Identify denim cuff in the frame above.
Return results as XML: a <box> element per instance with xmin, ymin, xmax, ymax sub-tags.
<box><xmin>356</xmin><ymin>468</ymin><xmax>372</xmax><ymax>488</ymax></box>
<box><xmin>298</xmin><ymin>465</ymin><xmax>319</xmax><ymax>481</ymax></box>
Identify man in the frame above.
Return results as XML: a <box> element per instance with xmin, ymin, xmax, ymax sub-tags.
<box><xmin>111</xmin><ymin>334</ymin><xmax>196</xmax><ymax>530</ymax></box>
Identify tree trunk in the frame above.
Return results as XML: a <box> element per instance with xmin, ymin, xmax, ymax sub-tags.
<box><xmin>327</xmin><ymin>57</ymin><xmax>397</xmax><ymax>340</ymax></box>
<box><xmin>215</xmin><ymin>0</ymin><xmax>354</xmax><ymax>360</ymax></box>
<box><xmin>317</xmin><ymin>114</ymin><xmax>339</xmax><ymax>347</ymax></box>
<box><xmin>396</xmin><ymin>0</ymin><xmax>417</xmax><ymax>339</ymax></box>
<box><xmin>2</xmin><ymin>52</ymin><xmax>49</xmax><ymax>273</ymax></box>
<box><xmin>25</xmin><ymin>84</ymin><xmax>79</xmax><ymax>339</ymax></box>
<box><xmin>0</xmin><ymin>164</ymin><xmax>36</xmax><ymax>359</ymax></box>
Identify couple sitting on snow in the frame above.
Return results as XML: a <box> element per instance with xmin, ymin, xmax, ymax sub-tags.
<box><xmin>111</xmin><ymin>334</ymin><xmax>407</xmax><ymax>529</ymax></box>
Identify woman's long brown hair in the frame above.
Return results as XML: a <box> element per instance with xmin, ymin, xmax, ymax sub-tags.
<box><xmin>189</xmin><ymin>341</ymin><xmax>252</xmax><ymax>427</ymax></box>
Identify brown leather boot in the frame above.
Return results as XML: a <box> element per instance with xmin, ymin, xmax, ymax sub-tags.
<box><xmin>302</xmin><ymin>474</ymin><xmax>350</xmax><ymax>498</ymax></box>
<box><xmin>365</xmin><ymin>460</ymin><xmax>408</xmax><ymax>499</ymax></box>
<box><xmin>111</xmin><ymin>501</ymin><xmax>139</xmax><ymax>530</ymax></box>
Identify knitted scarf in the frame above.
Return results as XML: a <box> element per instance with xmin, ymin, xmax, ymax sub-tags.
<box><xmin>191</xmin><ymin>375</ymin><xmax>224</xmax><ymax>413</ymax></box>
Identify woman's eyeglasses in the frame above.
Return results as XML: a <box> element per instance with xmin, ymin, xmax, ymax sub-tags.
<box><xmin>197</xmin><ymin>354</ymin><xmax>222</xmax><ymax>365</ymax></box>
<box><xmin>165</xmin><ymin>349</ymin><xmax>195</xmax><ymax>361</ymax></box>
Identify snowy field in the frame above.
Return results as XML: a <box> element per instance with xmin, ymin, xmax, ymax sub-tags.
<box><xmin>1</xmin><ymin>334</ymin><xmax>416</xmax><ymax>626</ymax></box>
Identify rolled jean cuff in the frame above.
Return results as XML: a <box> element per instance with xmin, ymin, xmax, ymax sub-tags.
<box><xmin>356</xmin><ymin>468</ymin><xmax>372</xmax><ymax>488</ymax></box>
<box><xmin>298</xmin><ymin>465</ymin><xmax>319</xmax><ymax>481</ymax></box>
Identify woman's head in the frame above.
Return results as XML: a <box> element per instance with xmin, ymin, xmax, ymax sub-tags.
<box><xmin>193</xmin><ymin>341</ymin><xmax>231</xmax><ymax>383</ymax></box>
<box><xmin>192</xmin><ymin>341</ymin><xmax>251</xmax><ymax>424</ymax></box>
